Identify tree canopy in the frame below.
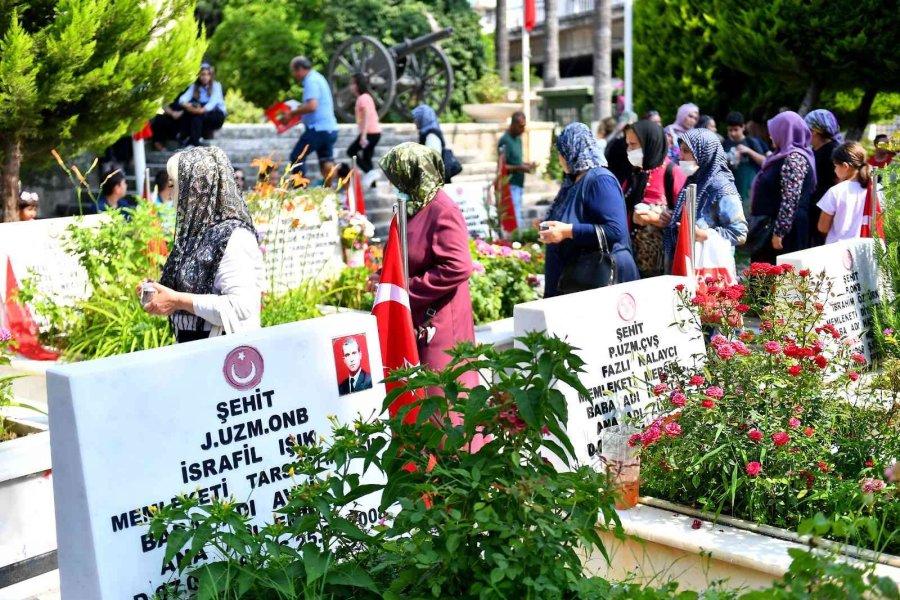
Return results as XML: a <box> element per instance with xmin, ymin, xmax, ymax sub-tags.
<box><xmin>0</xmin><ymin>0</ymin><xmax>206</xmax><ymax>221</ymax></box>
<box><xmin>634</xmin><ymin>0</ymin><xmax>900</xmax><ymax>135</ymax></box>
<box><xmin>207</xmin><ymin>0</ymin><xmax>488</xmax><ymax>119</ymax></box>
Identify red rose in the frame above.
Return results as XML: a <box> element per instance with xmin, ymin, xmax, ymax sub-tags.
<box><xmin>689</xmin><ymin>375</ymin><xmax>706</xmax><ymax>386</ymax></box>
<box><xmin>814</xmin><ymin>355</ymin><xmax>828</xmax><ymax>369</ymax></box>
<box><xmin>653</xmin><ymin>384</ymin><xmax>669</xmax><ymax>396</ymax></box>
<box><xmin>866</xmin><ymin>460</ymin><xmax>875</xmax><ymax>468</ymax></box>
<box><xmin>799</xmin><ymin>269</ymin><xmax>810</xmax><ymax>277</ymax></box>
<box><xmin>772</xmin><ymin>432</ymin><xmax>790</xmax><ymax>446</ymax></box>
<box><xmin>803</xmin><ymin>427</ymin><xmax>815</xmax><ymax>437</ymax></box>
<box><xmin>701</xmin><ymin>399</ymin><xmax>715</xmax><ymax>409</ymax></box>
<box><xmin>745</xmin><ymin>461</ymin><xmax>763</xmax><ymax>477</ymax></box>
<box><xmin>675</xmin><ymin>284</ymin><xmax>685</xmax><ymax>291</ymax></box>
<box><xmin>748</xmin><ymin>429</ymin><xmax>763</xmax><ymax>443</ymax></box>
<box><xmin>817</xmin><ymin>461</ymin><xmax>828</xmax><ymax>472</ymax></box>
<box><xmin>851</xmin><ymin>353</ymin><xmax>866</xmax><ymax>365</ymax></box>
<box><xmin>787</xmin><ymin>365</ymin><xmax>803</xmax><ymax>377</ymax></box>
<box><xmin>849</xmin><ymin>371</ymin><xmax>860</xmax><ymax>381</ymax></box>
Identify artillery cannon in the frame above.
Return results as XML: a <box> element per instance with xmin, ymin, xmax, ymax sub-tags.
<box><xmin>327</xmin><ymin>28</ymin><xmax>454</xmax><ymax>122</ymax></box>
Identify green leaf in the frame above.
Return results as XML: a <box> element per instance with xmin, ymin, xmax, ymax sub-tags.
<box><xmin>302</xmin><ymin>543</ymin><xmax>329</xmax><ymax>584</ymax></box>
<box><xmin>162</xmin><ymin>526</ymin><xmax>193</xmax><ymax>569</ymax></box>
<box><xmin>514</xmin><ymin>387</ymin><xmax>542</xmax><ymax>428</ymax></box>
<box><xmin>325</xmin><ymin>564</ymin><xmax>378</xmax><ymax>591</ymax></box>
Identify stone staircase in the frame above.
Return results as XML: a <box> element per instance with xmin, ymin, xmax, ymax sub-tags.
<box><xmin>145</xmin><ymin>123</ymin><xmax>558</xmax><ymax>236</ymax></box>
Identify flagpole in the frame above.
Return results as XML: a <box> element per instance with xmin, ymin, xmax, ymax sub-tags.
<box><xmin>397</xmin><ymin>199</ymin><xmax>409</xmax><ymax>288</ymax></box>
<box><xmin>624</xmin><ymin>0</ymin><xmax>633</xmax><ymax>113</ymax></box>
<box><xmin>686</xmin><ymin>183</ymin><xmax>697</xmax><ymax>282</ymax></box>
<box><xmin>871</xmin><ymin>167</ymin><xmax>879</xmax><ymax>238</ymax></box>
<box><xmin>350</xmin><ymin>156</ymin><xmax>358</xmax><ymax>213</ymax></box>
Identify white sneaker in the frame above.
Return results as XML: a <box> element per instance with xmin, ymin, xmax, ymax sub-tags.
<box><xmin>362</xmin><ymin>170</ymin><xmax>381</xmax><ymax>188</ymax></box>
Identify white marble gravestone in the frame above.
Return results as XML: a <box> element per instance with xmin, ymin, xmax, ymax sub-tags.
<box><xmin>256</xmin><ymin>215</ymin><xmax>344</xmax><ymax>293</ymax></box>
<box><xmin>778</xmin><ymin>238</ymin><xmax>882</xmax><ymax>361</ymax></box>
<box><xmin>444</xmin><ymin>181</ymin><xmax>491</xmax><ymax>239</ymax></box>
<box><xmin>513</xmin><ymin>276</ymin><xmax>705</xmax><ymax>467</ymax></box>
<box><xmin>0</xmin><ymin>216</ymin><xmax>105</xmax><ymax>329</ymax></box>
<box><xmin>48</xmin><ymin>313</ymin><xmax>385</xmax><ymax>599</ymax></box>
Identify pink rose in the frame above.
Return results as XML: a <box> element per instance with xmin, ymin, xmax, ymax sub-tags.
<box><xmin>716</xmin><ymin>344</ymin><xmax>736</xmax><ymax>360</ymax></box>
<box><xmin>704</xmin><ymin>386</ymin><xmax>724</xmax><ymax>399</ymax></box>
<box><xmin>663</xmin><ymin>422</ymin><xmax>682</xmax><ymax>437</ymax></box>
<box><xmin>710</xmin><ymin>334</ymin><xmax>729</xmax><ymax>347</ymax></box>
<box><xmin>745</xmin><ymin>462</ymin><xmax>762</xmax><ymax>477</ymax></box>
<box><xmin>860</xmin><ymin>478</ymin><xmax>886</xmax><ymax>493</ymax></box>
<box><xmin>689</xmin><ymin>375</ymin><xmax>705</xmax><ymax>386</ymax></box>
<box><xmin>764</xmin><ymin>341</ymin><xmax>782</xmax><ymax>355</ymax></box>
<box><xmin>772</xmin><ymin>432</ymin><xmax>790</xmax><ymax>446</ymax></box>
<box><xmin>852</xmin><ymin>353</ymin><xmax>867</xmax><ymax>365</ymax></box>
<box><xmin>652</xmin><ymin>384</ymin><xmax>669</xmax><ymax>396</ymax></box>
<box><xmin>788</xmin><ymin>417</ymin><xmax>801</xmax><ymax>429</ymax></box>
<box><xmin>670</xmin><ymin>392</ymin><xmax>687</xmax><ymax>408</ymax></box>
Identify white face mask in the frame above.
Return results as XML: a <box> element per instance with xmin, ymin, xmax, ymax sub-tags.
<box><xmin>679</xmin><ymin>160</ymin><xmax>699</xmax><ymax>177</ymax></box>
<box><xmin>627</xmin><ymin>148</ymin><xmax>644</xmax><ymax>168</ymax></box>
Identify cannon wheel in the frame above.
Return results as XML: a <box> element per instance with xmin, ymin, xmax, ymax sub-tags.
<box><xmin>392</xmin><ymin>44</ymin><xmax>454</xmax><ymax>121</ymax></box>
<box><xmin>327</xmin><ymin>35</ymin><xmax>396</xmax><ymax>123</ymax></box>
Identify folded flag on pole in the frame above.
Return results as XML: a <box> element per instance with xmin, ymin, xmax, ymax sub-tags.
<box><xmin>352</xmin><ymin>167</ymin><xmax>367</xmax><ymax>215</ymax></box>
<box><xmin>496</xmin><ymin>151</ymin><xmax>518</xmax><ymax>233</ymax></box>
<box><xmin>4</xmin><ymin>258</ymin><xmax>59</xmax><ymax>361</ymax></box>
<box><xmin>861</xmin><ymin>175</ymin><xmax>884</xmax><ymax>239</ymax></box>
<box><xmin>372</xmin><ymin>215</ymin><xmax>423</xmax><ymax>424</ymax></box>
<box><xmin>133</xmin><ymin>121</ymin><xmax>153</xmax><ymax>141</ymax></box>
<box><xmin>524</xmin><ymin>0</ymin><xmax>537</xmax><ymax>31</ymax></box>
<box><xmin>671</xmin><ymin>205</ymin><xmax>694</xmax><ymax>280</ymax></box>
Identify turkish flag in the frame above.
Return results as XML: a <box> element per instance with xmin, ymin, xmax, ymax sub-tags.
<box><xmin>671</xmin><ymin>204</ymin><xmax>694</xmax><ymax>280</ymax></box>
<box><xmin>861</xmin><ymin>176</ymin><xmax>884</xmax><ymax>239</ymax></box>
<box><xmin>372</xmin><ymin>215</ymin><xmax>423</xmax><ymax>424</ymax></box>
<box><xmin>497</xmin><ymin>153</ymin><xmax>518</xmax><ymax>233</ymax></box>
<box><xmin>524</xmin><ymin>0</ymin><xmax>536</xmax><ymax>32</ymax></box>
<box><xmin>352</xmin><ymin>167</ymin><xmax>367</xmax><ymax>215</ymax></box>
<box><xmin>4</xmin><ymin>258</ymin><xmax>59</xmax><ymax>361</ymax></box>
<box><xmin>133</xmin><ymin>121</ymin><xmax>153</xmax><ymax>141</ymax></box>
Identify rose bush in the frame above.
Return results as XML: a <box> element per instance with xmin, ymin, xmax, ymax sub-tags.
<box><xmin>469</xmin><ymin>239</ymin><xmax>544</xmax><ymax>325</ymax></box>
<box><xmin>639</xmin><ymin>266</ymin><xmax>900</xmax><ymax>553</ymax></box>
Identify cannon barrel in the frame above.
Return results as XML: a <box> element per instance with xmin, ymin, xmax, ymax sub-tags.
<box><xmin>390</xmin><ymin>27</ymin><xmax>454</xmax><ymax>58</ymax></box>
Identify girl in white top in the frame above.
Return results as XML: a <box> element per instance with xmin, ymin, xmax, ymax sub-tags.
<box><xmin>141</xmin><ymin>147</ymin><xmax>264</xmax><ymax>343</ymax></box>
<box><xmin>816</xmin><ymin>142</ymin><xmax>872</xmax><ymax>244</ymax></box>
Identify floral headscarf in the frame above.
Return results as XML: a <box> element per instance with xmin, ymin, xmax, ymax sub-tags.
<box><xmin>804</xmin><ymin>109</ymin><xmax>844</xmax><ymax>144</ymax></box>
<box><xmin>750</xmin><ymin>111</ymin><xmax>816</xmax><ymax>206</ymax></box>
<box><xmin>664</xmin><ymin>128</ymin><xmax>738</xmax><ymax>256</ymax></box>
<box><xmin>379</xmin><ymin>142</ymin><xmax>445</xmax><ymax>216</ymax></box>
<box><xmin>557</xmin><ymin>122</ymin><xmax>608</xmax><ymax>173</ymax></box>
<box><xmin>160</xmin><ymin>146</ymin><xmax>255</xmax><ymax>302</ymax></box>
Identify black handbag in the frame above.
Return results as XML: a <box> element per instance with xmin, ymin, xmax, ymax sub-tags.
<box><xmin>745</xmin><ymin>215</ymin><xmax>775</xmax><ymax>255</ymax></box>
<box><xmin>557</xmin><ymin>224</ymin><xmax>617</xmax><ymax>294</ymax></box>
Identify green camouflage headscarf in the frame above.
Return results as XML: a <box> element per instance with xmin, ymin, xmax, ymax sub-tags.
<box><xmin>379</xmin><ymin>142</ymin><xmax>445</xmax><ymax>216</ymax></box>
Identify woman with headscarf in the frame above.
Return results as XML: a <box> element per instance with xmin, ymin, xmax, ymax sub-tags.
<box><xmin>141</xmin><ymin>146</ymin><xmax>264</xmax><ymax>343</ymax></box>
<box><xmin>664</xmin><ymin>129</ymin><xmax>747</xmax><ymax>270</ymax></box>
<box><xmin>625</xmin><ymin>120</ymin><xmax>687</xmax><ymax>277</ymax></box>
<box><xmin>749</xmin><ymin>111</ymin><xmax>816</xmax><ymax>264</ymax></box>
<box><xmin>804</xmin><ymin>109</ymin><xmax>843</xmax><ymax>247</ymax></box>
<box><xmin>540</xmin><ymin>123</ymin><xmax>639</xmax><ymax>297</ymax></box>
<box><xmin>604</xmin><ymin>110</ymin><xmax>637</xmax><ymax>185</ymax></box>
<box><xmin>664</xmin><ymin>103</ymin><xmax>700</xmax><ymax>162</ymax></box>
<box><xmin>379</xmin><ymin>143</ymin><xmax>476</xmax><ymax>380</ymax></box>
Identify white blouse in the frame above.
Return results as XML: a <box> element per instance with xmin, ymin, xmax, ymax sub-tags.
<box><xmin>190</xmin><ymin>228</ymin><xmax>265</xmax><ymax>332</ymax></box>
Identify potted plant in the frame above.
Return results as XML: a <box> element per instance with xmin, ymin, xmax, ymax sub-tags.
<box><xmin>339</xmin><ymin>210</ymin><xmax>374</xmax><ymax>268</ymax></box>
<box><xmin>463</xmin><ymin>73</ymin><xmax>521</xmax><ymax>124</ymax></box>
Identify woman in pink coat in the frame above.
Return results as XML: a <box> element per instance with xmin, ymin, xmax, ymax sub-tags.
<box><xmin>379</xmin><ymin>143</ymin><xmax>477</xmax><ymax>383</ymax></box>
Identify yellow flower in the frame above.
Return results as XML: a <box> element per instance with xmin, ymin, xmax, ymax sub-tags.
<box><xmin>290</xmin><ymin>173</ymin><xmax>311</xmax><ymax>188</ymax></box>
<box><xmin>250</xmin><ymin>156</ymin><xmax>275</xmax><ymax>171</ymax></box>
<box><xmin>148</xmin><ymin>505</ymin><xmax>158</xmax><ymax>514</ymax></box>
<box><xmin>288</xmin><ymin>467</ymin><xmax>295</xmax><ymax>477</ymax></box>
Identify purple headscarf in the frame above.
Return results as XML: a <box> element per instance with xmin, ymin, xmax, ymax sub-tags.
<box><xmin>750</xmin><ymin>111</ymin><xmax>816</xmax><ymax>206</ymax></box>
<box><xmin>804</xmin><ymin>109</ymin><xmax>844</xmax><ymax>144</ymax></box>
<box><xmin>667</xmin><ymin>103</ymin><xmax>699</xmax><ymax>134</ymax></box>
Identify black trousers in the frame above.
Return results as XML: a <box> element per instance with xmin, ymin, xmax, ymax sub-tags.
<box><xmin>347</xmin><ymin>133</ymin><xmax>381</xmax><ymax>172</ymax></box>
<box><xmin>180</xmin><ymin>108</ymin><xmax>226</xmax><ymax>145</ymax></box>
<box><xmin>151</xmin><ymin>113</ymin><xmax>181</xmax><ymax>146</ymax></box>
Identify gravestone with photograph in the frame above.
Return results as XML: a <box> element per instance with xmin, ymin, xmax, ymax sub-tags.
<box><xmin>778</xmin><ymin>238</ymin><xmax>881</xmax><ymax>361</ymax></box>
<box><xmin>48</xmin><ymin>313</ymin><xmax>385</xmax><ymax>599</ymax></box>
<box><xmin>513</xmin><ymin>276</ymin><xmax>705</xmax><ymax>466</ymax></box>
<box><xmin>444</xmin><ymin>181</ymin><xmax>492</xmax><ymax>239</ymax></box>
<box><xmin>0</xmin><ymin>216</ymin><xmax>105</xmax><ymax>328</ymax></box>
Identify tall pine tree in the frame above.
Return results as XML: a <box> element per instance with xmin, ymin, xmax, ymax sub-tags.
<box><xmin>0</xmin><ymin>0</ymin><xmax>206</xmax><ymax>221</ymax></box>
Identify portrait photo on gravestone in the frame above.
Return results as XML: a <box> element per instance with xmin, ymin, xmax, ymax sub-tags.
<box><xmin>332</xmin><ymin>333</ymin><xmax>373</xmax><ymax>396</ymax></box>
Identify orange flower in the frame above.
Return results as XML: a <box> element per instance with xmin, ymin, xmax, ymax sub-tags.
<box><xmin>50</xmin><ymin>149</ymin><xmax>66</xmax><ymax>169</ymax></box>
<box><xmin>250</xmin><ymin>156</ymin><xmax>276</xmax><ymax>171</ymax></box>
<box><xmin>425</xmin><ymin>453</ymin><xmax>437</xmax><ymax>474</ymax></box>
<box><xmin>291</xmin><ymin>218</ymin><xmax>300</xmax><ymax>229</ymax></box>
<box><xmin>285</xmin><ymin>201</ymin><xmax>295</xmax><ymax>212</ymax></box>
<box><xmin>290</xmin><ymin>173</ymin><xmax>310</xmax><ymax>188</ymax></box>
<box><xmin>71</xmin><ymin>165</ymin><xmax>87</xmax><ymax>186</ymax></box>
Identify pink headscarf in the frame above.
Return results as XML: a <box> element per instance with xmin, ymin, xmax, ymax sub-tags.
<box><xmin>668</xmin><ymin>103</ymin><xmax>699</xmax><ymax>134</ymax></box>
